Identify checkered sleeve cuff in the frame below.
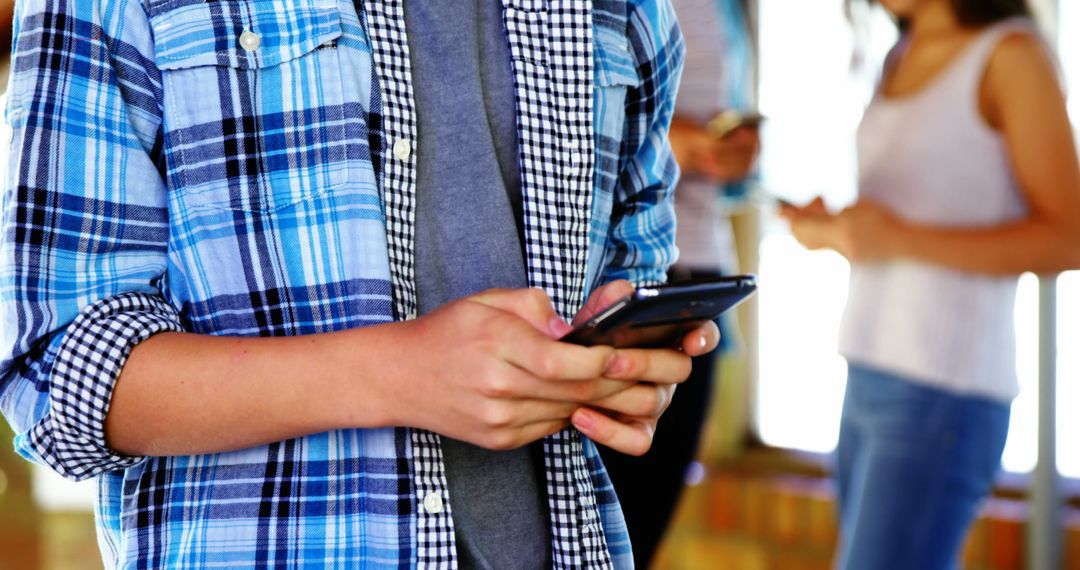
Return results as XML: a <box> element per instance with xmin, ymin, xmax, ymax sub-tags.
<box><xmin>26</xmin><ymin>292</ymin><xmax>184</xmax><ymax>481</ymax></box>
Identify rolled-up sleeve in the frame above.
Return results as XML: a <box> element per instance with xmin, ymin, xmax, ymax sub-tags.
<box><xmin>602</xmin><ymin>0</ymin><xmax>685</xmax><ymax>288</ymax></box>
<box><xmin>0</xmin><ymin>0</ymin><xmax>183</xmax><ymax>480</ymax></box>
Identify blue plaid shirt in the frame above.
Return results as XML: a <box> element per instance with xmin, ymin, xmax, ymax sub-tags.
<box><xmin>0</xmin><ymin>0</ymin><xmax>683</xmax><ymax>567</ymax></box>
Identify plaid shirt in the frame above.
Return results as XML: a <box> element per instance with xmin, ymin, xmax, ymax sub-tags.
<box><xmin>0</xmin><ymin>0</ymin><xmax>683</xmax><ymax>567</ymax></box>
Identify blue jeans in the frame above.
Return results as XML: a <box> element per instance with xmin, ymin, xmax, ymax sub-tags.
<box><xmin>835</xmin><ymin>363</ymin><xmax>1011</xmax><ymax>570</ymax></box>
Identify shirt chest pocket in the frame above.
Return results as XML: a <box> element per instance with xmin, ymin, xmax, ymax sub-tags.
<box><xmin>151</xmin><ymin>1</ymin><xmax>349</xmax><ymax>213</ymax></box>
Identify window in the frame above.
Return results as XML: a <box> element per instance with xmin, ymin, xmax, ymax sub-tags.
<box><xmin>754</xmin><ymin>0</ymin><xmax>1080</xmax><ymax>478</ymax></box>
<box><xmin>1057</xmin><ymin>273</ymin><xmax>1080</xmax><ymax>477</ymax></box>
<box><xmin>754</xmin><ymin>0</ymin><xmax>895</xmax><ymax>453</ymax></box>
<box><xmin>1056</xmin><ymin>0</ymin><xmax>1080</xmax><ymax>480</ymax></box>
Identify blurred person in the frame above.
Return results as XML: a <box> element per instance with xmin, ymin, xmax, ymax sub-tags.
<box><xmin>0</xmin><ymin>0</ymin><xmax>715</xmax><ymax>568</ymax></box>
<box><xmin>781</xmin><ymin>0</ymin><xmax>1080</xmax><ymax>568</ymax></box>
<box><xmin>598</xmin><ymin>0</ymin><xmax>760</xmax><ymax>566</ymax></box>
<box><xmin>1</xmin><ymin>0</ymin><xmax>11</xmax><ymax>91</ymax></box>
<box><xmin>1</xmin><ymin>1</ymin><xmax>10</xmax><ymax>42</ymax></box>
<box><xmin>0</xmin><ymin>0</ymin><xmax>10</xmax><ymax>49</ymax></box>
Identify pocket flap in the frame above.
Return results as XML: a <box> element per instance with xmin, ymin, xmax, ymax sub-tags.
<box><xmin>594</xmin><ymin>24</ymin><xmax>640</xmax><ymax>87</ymax></box>
<box><xmin>151</xmin><ymin>3</ymin><xmax>342</xmax><ymax>71</ymax></box>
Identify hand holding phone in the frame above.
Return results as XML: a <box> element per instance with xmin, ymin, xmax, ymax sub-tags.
<box><xmin>561</xmin><ymin>276</ymin><xmax>757</xmax><ymax>348</ymax></box>
<box><xmin>706</xmin><ymin>110</ymin><xmax>766</xmax><ymax>139</ymax></box>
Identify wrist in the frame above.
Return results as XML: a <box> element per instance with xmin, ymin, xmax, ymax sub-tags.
<box><xmin>883</xmin><ymin>217</ymin><xmax>911</xmax><ymax>259</ymax></box>
<box><xmin>872</xmin><ymin>211</ymin><xmax>915</xmax><ymax>260</ymax></box>
<box><xmin>321</xmin><ymin>323</ymin><xmax>407</xmax><ymax>430</ymax></box>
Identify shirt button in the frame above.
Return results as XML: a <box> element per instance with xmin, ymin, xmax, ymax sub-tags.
<box><xmin>422</xmin><ymin>492</ymin><xmax>443</xmax><ymax>514</ymax></box>
<box><xmin>393</xmin><ymin>138</ymin><xmax>412</xmax><ymax>161</ymax></box>
<box><xmin>238</xmin><ymin>30</ymin><xmax>261</xmax><ymax>52</ymax></box>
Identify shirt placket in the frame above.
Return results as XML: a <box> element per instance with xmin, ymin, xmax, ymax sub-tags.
<box><xmin>361</xmin><ymin>0</ymin><xmax>610</xmax><ymax>567</ymax></box>
<box><xmin>361</xmin><ymin>1</ymin><xmax>458</xmax><ymax>566</ymax></box>
<box><xmin>502</xmin><ymin>1</ymin><xmax>612</xmax><ymax>568</ymax></box>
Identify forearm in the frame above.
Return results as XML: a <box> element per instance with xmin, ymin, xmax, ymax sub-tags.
<box><xmin>892</xmin><ymin>217</ymin><xmax>1080</xmax><ymax>275</ymax></box>
<box><xmin>105</xmin><ymin>325</ymin><xmax>404</xmax><ymax>457</ymax></box>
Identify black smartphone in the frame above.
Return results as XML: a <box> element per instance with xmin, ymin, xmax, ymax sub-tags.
<box><xmin>561</xmin><ymin>275</ymin><xmax>758</xmax><ymax>348</ymax></box>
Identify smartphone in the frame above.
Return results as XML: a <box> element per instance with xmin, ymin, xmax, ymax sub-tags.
<box><xmin>755</xmin><ymin>191</ymin><xmax>795</xmax><ymax>209</ymax></box>
<box><xmin>706</xmin><ymin>110</ymin><xmax>766</xmax><ymax>139</ymax></box>
<box><xmin>561</xmin><ymin>275</ymin><xmax>758</xmax><ymax>348</ymax></box>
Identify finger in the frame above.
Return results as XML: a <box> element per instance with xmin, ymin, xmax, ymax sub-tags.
<box><xmin>479</xmin><ymin>418</ymin><xmax>572</xmax><ymax>451</ymax></box>
<box><xmin>571</xmin><ymin>408</ymin><xmax>655</xmax><ymax>457</ymax></box>
<box><xmin>679</xmin><ymin>321</ymin><xmax>721</xmax><ymax>357</ymax></box>
<box><xmin>534</xmin><ymin>376</ymin><xmax>640</xmax><ymax>404</ymax></box>
<box><xmin>718</xmin><ymin>139</ymin><xmax>757</xmax><ymax>156</ymax></box>
<box><xmin>572</xmin><ymin>280</ymin><xmax>635</xmax><ymax>327</ymax></box>
<box><xmin>727</xmin><ymin>125</ymin><xmax>761</xmax><ymax>141</ymax></box>
<box><xmin>509</xmin><ymin>419</ymin><xmax>573</xmax><ymax>449</ymax></box>
<box><xmin>587</xmin><ymin>383</ymin><xmax>674</xmax><ymax>418</ymax></box>
<box><xmin>518</xmin><ymin>418</ymin><xmax>573</xmax><ymax>441</ymax></box>
<box><xmin>493</xmin><ymin>360</ymin><xmax>637</xmax><ymax>403</ymax></box>
<box><xmin>501</xmin><ymin>330</ymin><xmax>618</xmax><ymax>383</ymax></box>
<box><xmin>710</xmin><ymin>135</ymin><xmax>755</xmax><ymax>155</ymax></box>
<box><xmin>806</xmin><ymin>196</ymin><xmax>828</xmax><ymax>214</ymax></box>
<box><xmin>604</xmin><ymin>347</ymin><xmax>692</xmax><ymax>385</ymax></box>
<box><xmin>471</xmin><ymin>379</ymin><xmax>578</xmax><ymax>429</ymax></box>
<box><xmin>471</xmin><ymin>287</ymin><xmax>570</xmax><ymax>338</ymax></box>
<box><xmin>709</xmin><ymin>138</ymin><xmax>739</xmax><ymax>154</ymax></box>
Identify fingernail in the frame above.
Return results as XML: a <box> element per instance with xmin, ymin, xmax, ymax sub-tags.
<box><xmin>603</xmin><ymin>352</ymin><xmax>618</xmax><ymax>373</ymax></box>
<box><xmin>549</xmin><ymin>316</ymin><xmax>573</xmax><ymax>337</ymax></box>
<box><xmin>573</xmin><ymin>409</ymin><xmax>595</xmax><ymax>431</ymax></box>
<box><xmin>699</xmin><ymin>333</ymin><xmax>708</xmax><ymax>350</ymax></box>
<box><xmin>604</xmin><ymin>352</ymin><xmax>627</xmax><ymax>376</ymax></box>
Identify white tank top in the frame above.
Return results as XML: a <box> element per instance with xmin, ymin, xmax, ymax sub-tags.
<box><xmin>839</xmin><ymin>19</ymin><xmax>1039</xmax><ymax>403</ymax></box>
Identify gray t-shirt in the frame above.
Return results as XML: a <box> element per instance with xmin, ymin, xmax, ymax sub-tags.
<box><xmin>404</xmin><ymin>0</ymin><xmax>549</xmax><ymax>568</ymax></box>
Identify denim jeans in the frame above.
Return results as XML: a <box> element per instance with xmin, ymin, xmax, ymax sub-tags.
<box><xmin>835</xmin><ymin>362</ymin><xmax>1011</xmax><ymax>570</ymax></box>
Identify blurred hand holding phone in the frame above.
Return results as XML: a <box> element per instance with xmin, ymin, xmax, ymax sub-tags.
<box><xmin>669</xmin><ymin>111</ymin><xmax>763</xmax><ymax>185</ymax></box>
<box><xmin>706</xmin><ymin>109</ymin><xmax>766</xmax><ymax>139</ymax></box>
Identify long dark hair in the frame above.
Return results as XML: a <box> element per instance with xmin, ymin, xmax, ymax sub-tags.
<box><xmin>948</xmin><ymin>0</ymin><xmax>1031</xmax><ymax>26</ymax></box>
<box><xmin>851</xmin><ymin>0</ymin><xmax>1032</xmax><ymax>28</ymax></box>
